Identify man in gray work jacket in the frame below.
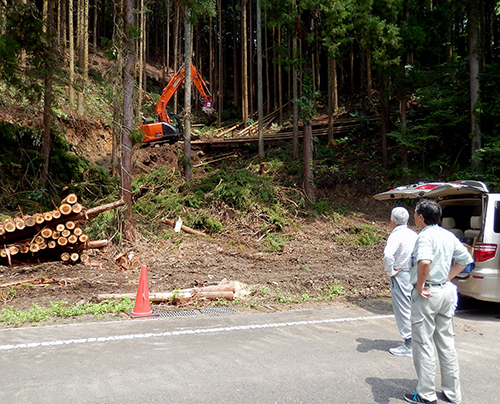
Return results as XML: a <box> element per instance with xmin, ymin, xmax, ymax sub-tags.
<box><xmin>383</xmin><ymin>207</ymin><xmax>417</xmax><ymax>357</ymax></box>
<box><xmin>404</xmin><ymin>199</ymin><xmax>473</xmax><ymax>404</ymax></box>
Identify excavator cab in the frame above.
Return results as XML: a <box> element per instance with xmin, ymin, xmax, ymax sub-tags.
<box><xmin>140</xmin><ymin>113</ymin><xmax>183</xmax><ymax>146</ymax></box>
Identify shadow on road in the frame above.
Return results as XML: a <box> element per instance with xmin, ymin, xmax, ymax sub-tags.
<box><xmin>366</xmin><ymin>377</ymin><xmax>416</xmax><ymax>404</ymax></box>
<box><xmin>356</xmin><ymin>337</ymin><xmax>402</xmax><ymax>353</ymax></box>
<box><xmin>456</xmin><ymin>295</ymin><xmax>500</xmax><ymax>322</ymax></box>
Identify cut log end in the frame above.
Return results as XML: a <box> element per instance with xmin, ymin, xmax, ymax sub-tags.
<box><xmin>59</xmin><ymin>203</ymin><xmax>73</xmax><ymax>215</ymax></box>
<box><xmin>72</xmin><ymin>204</ymin><xmax>83</xmax><ymax>214</ymax></box>
<box><xmin>62</xmin><ymin>194</ymin><xmax>78</xmax><ymax>205</ymax></box>
<box><xmin>43</xmin><ymin>212</ymin><xmax>53</xmax><ymax>221</ymax></box>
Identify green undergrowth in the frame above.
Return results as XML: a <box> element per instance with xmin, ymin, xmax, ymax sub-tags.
<box><xmin>213</xmin><ymin>281</ymin><xmax>348</xmax><ymax>309</ymax></box>
<box><xmin>0</xmin><ymin>298</ymin><xmax>134</xmax><ymax>326</ymax></box>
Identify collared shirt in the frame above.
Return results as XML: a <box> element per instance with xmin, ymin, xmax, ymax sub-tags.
<box><xmin>410</xmin><ymin>224</ymin><xmax>473</xmax><ymax>285</ymax></box>
<box><xmin>383</xmin><ymin>224</ymin><xmax>418</xmax><ymax>277</ymax></box>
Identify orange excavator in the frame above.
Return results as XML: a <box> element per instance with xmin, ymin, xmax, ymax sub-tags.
<box><xmin>140</xmin><ymin>62</ymin><xmax>215</xmax><ymax>146</ymax></box>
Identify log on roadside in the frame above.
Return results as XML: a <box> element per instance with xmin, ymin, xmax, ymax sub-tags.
<box><xmin>96</xmin><ymin>280</ymin><xmax>235</xmax><ymax>303</ymax></box>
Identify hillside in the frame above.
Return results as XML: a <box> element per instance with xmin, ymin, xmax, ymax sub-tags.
<box><xmin>0</xmin><ymin>53</ymin><xmax>402</xmax><ymax>324</ymax></box>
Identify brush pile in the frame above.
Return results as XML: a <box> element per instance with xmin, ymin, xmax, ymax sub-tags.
<box><xmin>0</xmin><ymin>195</ymin><xmax>124</xmax><ymax>266</ymax></box>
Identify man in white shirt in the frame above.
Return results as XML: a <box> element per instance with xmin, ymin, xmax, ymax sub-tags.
<box><xmin>383</xmin><ymin>207</ymin><xmax>418</xmax><ymax>357</ymax></box>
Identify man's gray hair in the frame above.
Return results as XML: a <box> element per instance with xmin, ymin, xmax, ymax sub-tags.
<box><xmin>391</xmin><ymin>207</ymin><xmax>410</xmax><ymax>225</ymax></box>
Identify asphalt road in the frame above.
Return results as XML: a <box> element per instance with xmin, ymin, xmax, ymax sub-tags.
<box><xmin>0</xmin><ymin>298</ymin><xmax>498</xmax><ymax>404</ymax></box>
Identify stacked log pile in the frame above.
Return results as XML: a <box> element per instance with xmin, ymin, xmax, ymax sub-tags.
<box><xmin>0</xmin><ymin>196</ymin><xmax>124</xmax><ymax>265</ymax></box>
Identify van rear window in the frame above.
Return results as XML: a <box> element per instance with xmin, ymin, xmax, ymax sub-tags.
<box><xmin>495</xmin><ymin>202</ymin><xmax>500</xmax><ymax>233</ymax></box>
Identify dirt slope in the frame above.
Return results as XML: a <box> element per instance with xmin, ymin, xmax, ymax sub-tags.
<box><xmin>0</xmin><ymin>122</ymin><xmax>397</xmax><ymax>320</ymax></box>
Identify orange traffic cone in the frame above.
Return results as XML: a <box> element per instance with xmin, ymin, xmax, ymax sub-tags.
<box><xmin>126</xmin><ymin>265</ymin><xmax>159</xmax><ymax>319</ymax></box>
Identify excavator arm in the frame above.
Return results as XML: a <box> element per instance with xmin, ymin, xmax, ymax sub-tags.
<box><xmin>155</xmin><ymin>62</ymin><xmax>215</xmax><ymax>122</ymax></box>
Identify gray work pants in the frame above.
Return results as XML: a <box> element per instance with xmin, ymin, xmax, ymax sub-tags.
<box><xmin>390</xmin><ymin>270</ymin><xmax>412</xmax><ymax>341</ymax></box>
<box><xmin>411</xmin><ymin>284</ymin><xmax>461</xmax><ymax>403</ymax></box>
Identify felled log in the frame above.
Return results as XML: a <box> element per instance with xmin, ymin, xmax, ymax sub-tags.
<box><xmin>34</xmin><ymin>213</ymin><xmax>44</xmax><ymax>224</ymax></box>
<box><xmin>41</xmin><ymin>228</ymin><xmax>53</xmax><ymax>238</ymax></box>
<box><xmin>24</xmin><ymin>216</ymin><xmax>36</xmax><ymax>227</ymax></box>
<box><xmin>14</xmin><ymin>218</ymin><xmax>25</xmax><ymax>231</ymax></box>
<box><xmin>4</xmin><ymin>219</ymin><xmax>16</xmax><ymax>233</ymax></box>
<box><xmin>162</xmin><ymin>218</ymin><xmax>207</xmax><ymax>236</ymax></box>
<box><xmin>72</xmin><ymin>203</ymin><xmax>83</xmax><ymax>214</ymax></box>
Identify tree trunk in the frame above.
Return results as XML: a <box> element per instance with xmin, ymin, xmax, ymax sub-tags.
<box><xmin>137</xmin><ymin>0</ymin><xmax>145</xmax><ymax>126</ymax></box>
<box><xmin>93</xmin><ymin>0</ymin><xmax>97</xmax><ymax>49</ymax></box>
<box><xmin>400</xmin><ymin>89</ymin><xmax>408</xmax><ymax>169</ymax></box>
<box><xmin>277</xmin><ymin>25</ymin><xmax>283</xmax><ymax>125</ymax></box>
<box><xmin>292</xmin><ymin>35</ymin><xmax>299</xmax><ymax>160</ymax></box>
<box><xmin>248</xmin><ymin>1</ymin><xmax>254</xmax><ymax>113</ymax></box>
<box><xmin>40</xmin><ymin>0</ymin><xmax>55</xmax><ymax>185</ymax></box>
<box><xmin>121</xmin><ymin>0</ymin><xmax>136</xmax><ymax>242</ymax></box>
<box><xmin>264</xmin><ymin>13</ymin><xmax>270</xmax><ymax>116</ymax></box>
<box><xmin>327</xmin><ymin>57</ymin><xmax>338</xmax><ymax>146</ymax></box>
<box><xmin>257</xmin><ymin>0</ymin><xmax>264</xmax><ymax>159</ymax></box>
<box><xmin>68</xmin><ymin>0</ymin><xmax>75</xmax><ymax>106</ymax></box>
<box><xmin>173</xmin><ymin>4</ymin><xmax>180</xmax><ymax>114</ymax></box>
<box><xmin>184</xmin><ymin>11</ymin><xmax>193</xmax><ymax>183</ymax></box>
<box><xmin>469</xmin><ymin>0</ymin><xmax>481</xmax><ymax>172</ymax></box>
<box><xmin>111</xmin><ymin>0</ymin><xmax>124</xmax><ymax>177</ymax></box>
<box><xmin>303</xmin><ymin>124</ymin><xmax>314</xmax><ymax>209</ymax></box>
<box><xmin>380</xmin><ymin>74</ymin><xmax>389</xmax><ymax>168</ymax></box>
<box><xmin>366</xmin><ymin>50</ymin><xmax>372</xmax><ymax>96</ymax></box>
<box><xmin>217</xmin><ymin>0</ymin><xmax>223</xmax><ymax>128</ymax></box>
<box><xmin>78</xmin><ymin>0</ymin><xmax>84</xmax><ymax>70</ymax></box>
<box><xmin>241</xmin><ymin>0</ymin><xmax>248</xmax><ymax>126</ymax></box>
<box><xmin>233</xmin><ymin>14</ymin><xmax>239</xmax><ymax>108</ymax></box>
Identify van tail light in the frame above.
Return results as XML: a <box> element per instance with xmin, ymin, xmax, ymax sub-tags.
<box><xmin>474</xmin><ymin>243</ymin><xmax>497</xmax><ymax>262</ymax></box>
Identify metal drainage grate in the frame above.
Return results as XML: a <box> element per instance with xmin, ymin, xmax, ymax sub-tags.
<box><xmin>199</xmin><ymin>307</ymin><xmax>238</xmax><ymax>316</ymax></box>
<box><xmin>156</xmin><ymin>310</ymin><xmax>199</xmax><ymax>319</ymax></box>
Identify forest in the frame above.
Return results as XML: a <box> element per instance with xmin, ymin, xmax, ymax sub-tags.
<box><xmin>1</xmin><ymin>0</ymin><xmax>500</xmax><ymax>240</ymax></box>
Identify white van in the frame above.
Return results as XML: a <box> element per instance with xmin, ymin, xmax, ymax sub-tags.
<box><xmin>374</xmin><ymin>180</ymin><xmax>500</xmax><ymax>303</ymax></box>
